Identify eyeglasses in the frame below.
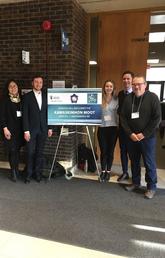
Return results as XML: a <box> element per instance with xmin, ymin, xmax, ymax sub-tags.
<box><xmin>132</xmin><ymin>82</ymin><xmax>145</xmax><ymax>87</ymax></box>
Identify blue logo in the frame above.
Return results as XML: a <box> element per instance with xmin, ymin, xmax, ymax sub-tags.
<box><xmin>87</xmin><ymin>93</ymin><xmax>97</xmax><ymax>104</ymax></box>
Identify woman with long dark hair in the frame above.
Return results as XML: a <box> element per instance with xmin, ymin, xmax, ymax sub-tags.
<box><xmin>1</xmin><ymin>79</ymin><xmax>24</xmax><ymax>182</ymax></box>
<box><xmin>97</xmin><ymin>80</ymin><xmax>118</xmax><ymax>182</ymax></box>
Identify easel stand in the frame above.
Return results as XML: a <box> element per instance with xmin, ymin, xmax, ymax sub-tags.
<box><xmin>48</xmin><ymin>125</ymin><xmax>100</xmax><ymax>181</ymax></box>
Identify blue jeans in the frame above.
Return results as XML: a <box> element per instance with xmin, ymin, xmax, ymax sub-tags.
<box><xmin>127</xmin><ymin>135</ymin><xmax>157</xmax><ymax>190</ymax></box>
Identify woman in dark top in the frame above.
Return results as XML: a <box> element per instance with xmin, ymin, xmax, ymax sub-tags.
<box><xmin>1</xmin><ymin>79</ymin><xmax>24</xmax><ymax>182</ymax></box>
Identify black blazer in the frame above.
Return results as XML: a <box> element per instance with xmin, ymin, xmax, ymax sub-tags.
<box><xmin>118</xmin><ymin>90</ymin><xmax>127</xmax><ymax>115</ymax></box>
<box><xmin>118</xmin><ymin>90</ymin><xmax>130</xmax><ymax>127</ymax></box>
<box><xmin>22</xmin><ymin>89</ymin><xmax>48</xmax><ymax>135</ymax></box>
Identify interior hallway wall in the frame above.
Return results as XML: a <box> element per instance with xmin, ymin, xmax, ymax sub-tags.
<box><xmin>95</xmin><ymin>10</ymin><xmax>150</xmax><ymax>165</ymax></box>
<box><xmin>0</xmin><ymin>0</ymin><xmax>88</xmax><ymax>165</ymax></box>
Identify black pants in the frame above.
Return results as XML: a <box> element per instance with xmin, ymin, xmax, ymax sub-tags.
<box><xmin>5</xmin><ymin>137</ymin><xmax>22</xmax><ymax>171</ymax></box>
<box><xmin>8</xmin><ymin>146</ymin><xmax>20</xmax><ymax>171</ymax></box>
<box><xmin>118</xmin><ymin>127</ymin><xmax>130</xmax><ymax>174</ymax></box>
<box><xmin>26</xmin><ymin>132</ymin><xmax>47</xmax><ymax>178</ymax></box>
<box><xmin>97</xmin><ymin>126</ymin><xmax>118</xmax><ymax>171</ymax></box>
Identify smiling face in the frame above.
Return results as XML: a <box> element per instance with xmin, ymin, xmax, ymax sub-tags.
<box><xmin>132</xmin><ymin>76</ymin><xmax>147</xmax><ymax>97</ymax></box>
<box><xmin>32</xmin><ymin>77</ymin><xmax>43</xmax><ymax>92</ymax></box>
<box><xmin>122</xmin><ymin>73</ymin><xmax>133</xmax><ymax>91</ymax></box>
<box><xmin>8</xmin><ymin>81</ymin><xmax>19</xmax><ymax>96</ymax></box>
<box><xmin>104</xmin><ymin>81</ymin><xmax>114</xmax><ymax>95</ymax></box>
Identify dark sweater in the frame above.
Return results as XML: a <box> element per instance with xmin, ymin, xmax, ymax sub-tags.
<box><xmin>120</xmin><ymin>91</ymin><xmax>161</xmax><ymax>138</ymax></box>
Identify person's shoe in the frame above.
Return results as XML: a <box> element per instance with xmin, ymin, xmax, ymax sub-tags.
<box><xmin>125</xmin><ymin>184</ymin><xmax>140</xmax><ymax>192</ymax></box>
<box><xmin>36</xmin><ymin>176</ymin><xmax>42</xmax><ymax>183</ymax></box>
<box><xmin>10</xmin><ymin>170</ymin><xmax>17</xmax><ymax>182</ymax></box>
<box><xmin>99</xmin><ymin>172</ymin><xmax>105</xmax><ymax>182</ymax></box>
<box><xmin>24</xmin><ymin>177</ymin><xmax>31</xmax><ymax>184</ymax></box>
<box><xmin>144</xmin><ymin>190</ymin><xmax>156</xmax><ymax>199</ymax></box>
<box><xmin>105</xmin><ymin>172</ymin><xmax>111</xmax><ymax>182</ymax></box>
<box><xmin>117</xmin><ymin>173</ymin><xmax>129</xmax><ymax>182</ymax></box>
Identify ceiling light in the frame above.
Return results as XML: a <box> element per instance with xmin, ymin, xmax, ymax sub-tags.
<box><xmin>147</xmin><ymin>59</ymin><xmax>159</xmax><ymax>64</ymax></box>
<box><xmin>149</xmin><ymin>32</ymin><xmax>165</xmax><ymax>43</ymax></box>
<box><xmin>89</xmin><ymin>60</ymin><xmax>97</xmax><ymax>65</ymax></box>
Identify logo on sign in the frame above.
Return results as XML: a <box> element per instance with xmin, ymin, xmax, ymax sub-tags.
<box><xmin>71</xmin><ymin>94</ymin><xmax>78</xmax><ymax>103</ymax></box>
<box><xmin>87</xmin><ymin>93</ymin><xmax>97</xmax><ymax>104</ymax></box>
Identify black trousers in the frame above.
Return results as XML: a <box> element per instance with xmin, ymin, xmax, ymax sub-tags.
<box><xmin>8</xmin><ymin>146</ymin><xmax>20</xmax><ymax>171</ymax></box>
<box><xmin>26</xmin><ymin>132</ymin><xmax>47</xmax><ymax>178</ymax></box>
<box><xmin>97</xmin><ymin>126</ymin><xmax>118</xmax><ymax>171</ymax></box>
<box><xmin>5</xmin><ymin>137</ymin><xmax>22</xmax><ymax>171</ymax></box>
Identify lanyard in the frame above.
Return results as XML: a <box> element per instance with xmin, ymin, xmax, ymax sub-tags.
<box><xmin>131</xmin><ymin>95</ymin><xmax>143</xmax><ymax>113</ymax></box>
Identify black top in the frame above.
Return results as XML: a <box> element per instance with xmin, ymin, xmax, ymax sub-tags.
<box><xmin>1</xmin><ymin>95</ymin><xmax>24</xmax><ymax>146</ymax></box>
<box><xmin>118</xmin><ymin>89</ymin><xmax>130</xmax><ymax>126</ymax></box>
<box><xmin>120</xmin><ymin>91</ymin><xmax>161</xmax><ymax>138</ymax></box>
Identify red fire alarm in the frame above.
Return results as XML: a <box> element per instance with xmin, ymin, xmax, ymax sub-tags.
<box><xmin>42</xmin><ymin>20</ymin><xmax>52</xmax><ymax>31</ymax></box>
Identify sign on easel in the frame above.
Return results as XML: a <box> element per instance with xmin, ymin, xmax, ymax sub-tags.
<box><xmin>47</xmin><ymin>88</ymin><xmax>102</xmax><ymax>181</ymax></box>
<box><xmin>47</xmin><ymin>88</ymin><xmax>102</xmax><ymax>125</ymax></box>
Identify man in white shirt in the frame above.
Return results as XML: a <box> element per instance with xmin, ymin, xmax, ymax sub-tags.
<box><xmin>23</xmin><ymin>75</ymin><xmax>52</xmax><ymax>183</ymax></box>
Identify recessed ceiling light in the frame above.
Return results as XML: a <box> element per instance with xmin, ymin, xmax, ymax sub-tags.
<box><xmin>89</xmin><ymin>60</ymin><xmax>97</xmax><ymax>65</ymax></box>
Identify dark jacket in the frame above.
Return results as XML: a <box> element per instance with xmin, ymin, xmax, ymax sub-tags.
<box><xmin>1</xmin><ymin>95</ymin><xmax>24</xmax><ymax>146</ymax></box>
<box><xmin>22</xmin><ymin>89</ymin><xmax>48</xmax><ymax>135</ymax></box>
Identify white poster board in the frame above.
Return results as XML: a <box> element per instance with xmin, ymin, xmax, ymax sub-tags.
<box><xmin>47</xmin><ymin>88</ymin><xmax>102</xmax><ymax>125</ymax></box>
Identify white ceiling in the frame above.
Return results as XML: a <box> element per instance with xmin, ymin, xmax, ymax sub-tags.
<box><xmin>0</xmin><ymin>0</ymin><xmax>164</xmax><ymax>13</ymax></box>
<box><xmin>77</xmin><ymin>0</ymin><xmax>165</xmax><ymax>13</ymax></box>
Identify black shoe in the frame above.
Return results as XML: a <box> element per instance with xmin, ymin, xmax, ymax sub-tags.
<box><xmin>99</xmin><ymin>172</ymin><xmax>106</xmax><ymax>182</ymax></box>
<box><xmin>105</xmin><ymin>172</ymin><xmax>111</xmax><ymax>182</ymax></box>
<box><xmin>36</xmin><ymin>176</ymin><xmax>42</xmax><ymax>183</ymax></box>
<box><xmin>24</xmin><ymin>178</ymin><xmax>31</xmax><ymax>184</ymax></box>
<box><xmin>10</xmin><ymin>176</ymin><xmax>17</xmax><ymax>182</ymax></box>
<box><xmin>125</xmin><ymin>184</ymin><xmax>140</xmax><ymax>192</ymax></box>
<box><xmin>117</xmin><ymin>173</ymin><xmax>129</xmax><ymax>182</ymax></box>
<box><xmin>10</xmin><ymin>170</ymin><xmax>17</xmax><ymax>182</ymax></box>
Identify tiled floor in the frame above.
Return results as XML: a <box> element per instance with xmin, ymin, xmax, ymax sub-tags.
<box><xmin>0</xmin><ymin>161</ymin><xmax>164</xmax><ymax>258</ymax></box>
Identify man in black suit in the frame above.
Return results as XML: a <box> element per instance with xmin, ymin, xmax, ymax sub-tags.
<box><xmin>117</xmin><ymin>71</ymin><xmax>134</xmax><ymax>182</ymax></box>
<box><xmin>23</xmin><ymin>75</ymin><xmax>53</xmax><ymax>183</ymax></box>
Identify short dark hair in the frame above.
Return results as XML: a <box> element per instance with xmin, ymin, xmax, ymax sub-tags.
<box><xmin>32</xmin><ymin>74</ymin><xmax>44</xmax><ymax>82</ymax></box>
<box><xmin>122</xmin><ymin>70</ymin><xmax>134</xmax><ymax>78</ymax></box>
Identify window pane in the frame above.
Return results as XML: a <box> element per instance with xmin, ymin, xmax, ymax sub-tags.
<box><xmin>150</xmin><ymin>15</ymin><xmax>165</xmax><ymax>25</ymax></box>
<box><xmin>148</xmin><ymin>84</ymin><xmax>161</xmax><ymax>100</ymax></box>
<box><xmin>146</xmin><ymin>67</ymin><xmax>165</xmax><ymax>81</ymax></box>
<box><xmin>163</xmin><ymin>83</ymin><xmax>165</xmax><ymax>102</ymax></box>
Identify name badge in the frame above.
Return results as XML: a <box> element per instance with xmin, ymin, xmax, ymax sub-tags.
<box><xmin>104</xmin><ymin>115</ymin><xmax>111</xmax><ymax>121</ymax></box>
<box><xmin>131</xmin><ymin>112</ymin><xmax>139</xmax><ymax>119</ymax></box>
<box><xmin>16</xmin><ymin>111</ymin><xmax>22</xmax><ymax>117</ymax></box>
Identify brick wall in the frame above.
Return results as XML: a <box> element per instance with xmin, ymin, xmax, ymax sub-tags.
<box><xmin>0</xmin><ymin>0</ymin><xmax>88</xmax><ymax>168</ymax></box>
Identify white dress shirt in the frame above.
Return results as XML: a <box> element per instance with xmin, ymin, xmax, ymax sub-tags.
<box><xmin>33</xmin><ymin>90</ymin><xmax>42</xmax><ymax>110</ymax></box>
